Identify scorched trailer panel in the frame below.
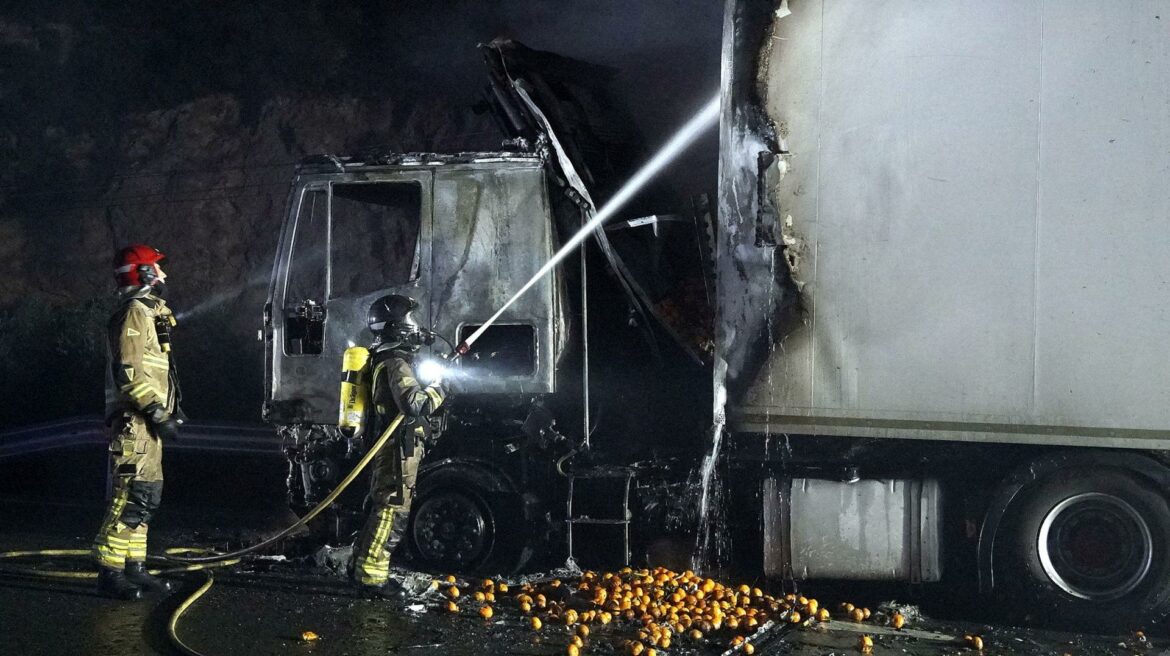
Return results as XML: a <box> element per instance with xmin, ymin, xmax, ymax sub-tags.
<box><xmin>722</xmin><ymin>0</ymin><xmax>1170</xmax><ymax>448</ymax></box>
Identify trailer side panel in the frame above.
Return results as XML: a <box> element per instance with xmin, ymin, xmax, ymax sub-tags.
<box><xmin>723</xmin><ymin>0</ymin><xmax>1170</xmax><ymax>446</ymax></box>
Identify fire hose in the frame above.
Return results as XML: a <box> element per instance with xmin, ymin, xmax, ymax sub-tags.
<box><xmin>0</xmin><ymin>547</ymin><xmax>238</xmax><ymax>580</ymax></box>
<box><xmin>0</xmin><ymin>547</ymin><xmax>240</xmax><ymax>656</ymax></box>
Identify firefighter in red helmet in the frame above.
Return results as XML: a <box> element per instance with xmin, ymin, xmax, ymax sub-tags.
<box><xmin>92</xmin><ymin>244</ymin><xmax>184</xmax><ymax>599</ymax></box>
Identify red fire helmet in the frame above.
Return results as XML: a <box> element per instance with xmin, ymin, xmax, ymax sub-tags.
<box><xmin>114</xmin><ymin>244</ymin><xmax>166</xmax><ymax>287</ymax></box>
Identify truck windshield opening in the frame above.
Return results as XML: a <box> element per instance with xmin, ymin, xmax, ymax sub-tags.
<box><xmin>330</xmin><ymin>182</ymin><xmax>422</xmax><ymax>298</ymax></box>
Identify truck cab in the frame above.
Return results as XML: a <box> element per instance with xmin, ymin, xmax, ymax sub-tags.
<box><xmin>256</xmin><ymin>36</ymin><xmax>723</xmax><ymax>577</ymax></box>
<box><xmin>262</xmin><ymin>152</ymin><xmax>572</xmax><ymax>572</ymax></box>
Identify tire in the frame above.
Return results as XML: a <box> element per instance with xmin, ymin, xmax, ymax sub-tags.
<box><xmin>409</xmin><ymin>486</ymin><xmax>497</xmax><ymax>572</ymax></box>
<box><xmin>997</xmin><ymin>467</ymin><xmax>1170</xmax><ymax>629</ymax></box>
<box><xmin>407</xmin><ymin>468</ymin><xmax>537</xmax><ymax>575</ymax></box>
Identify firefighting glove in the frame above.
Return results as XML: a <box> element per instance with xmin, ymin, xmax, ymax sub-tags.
<box><xmin>144</xmin><ymin>403</ymin><xmax>182</xmax><ymax>441</ymax></box>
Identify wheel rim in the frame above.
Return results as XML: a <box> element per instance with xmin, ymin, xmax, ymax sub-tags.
<box><xmin>411</xmin><ymin>490</ymin><xmax>492</xmax><ymax>569</ymax></box>
<box><xmin>1037</xmin><ymin>492</ymin><xmax>1153</xmax><ymax>601</ymax></box>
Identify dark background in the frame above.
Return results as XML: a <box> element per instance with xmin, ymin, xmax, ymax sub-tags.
<box><xmin>0</xmin><ymin>1</ymin><xmax>723</xmax><ymax>426</ymax></box>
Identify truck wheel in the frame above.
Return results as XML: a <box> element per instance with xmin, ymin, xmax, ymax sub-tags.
<box><xmin>999</xmin><ymin>468</ymin><xmax>1170</xmax><ymax>628</ymax></box>
<box><xmin>410</xmin><ymin>487</ymin><xmax>496</xmax><ymax>572</ymax></box>
<box><xmin>408</xmin><ymin>465</ymin><xmax>537</xmax><ymax>575</ymax></box>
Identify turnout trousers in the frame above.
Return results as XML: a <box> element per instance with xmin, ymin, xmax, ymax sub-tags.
<box><xmin>353</xmin><ymin>434</ymin><xmax>425</xmax><ymax>586</ymax></box>
<box><xmin>92</xmin><ymin>413</ymin><xmax>164</xmax><ymax>570</ymax></box>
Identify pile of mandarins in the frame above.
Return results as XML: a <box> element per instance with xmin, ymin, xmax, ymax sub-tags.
<box><xmin>437</xmin><ymin>566</ymin><xmax>838</xmax><ymax>654</ymax></box>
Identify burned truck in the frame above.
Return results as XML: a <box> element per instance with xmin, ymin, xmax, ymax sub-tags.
<box><xmin>264</xmin><ymin>152</ymin><xmax>560</xmax><ymax>573</ymax></box>
<box><xmin>262</xmin><ymin>41</ymin><xmax>714</xmax><ymax>575</ymax></box>
<box><xmin>715</xmin><ymin>0</ymin><xmax>1170</xmax><ymax>629</ymax></box>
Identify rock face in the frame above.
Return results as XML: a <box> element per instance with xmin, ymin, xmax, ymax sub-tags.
<box><xmin>0</xmin><ymin>11</ymin><xmax>498</xmax><ymax>424</ymax></box>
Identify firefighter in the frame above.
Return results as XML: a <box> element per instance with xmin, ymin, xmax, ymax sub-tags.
<box><xmin>92</xmin><ymin>244</ymin><xmax>183</xmax><ymax>600</ymax></box>
<box><xmin>339</xmin><ymin>294</ymin><xmax>446</xmax><ymax>598</ymax></box>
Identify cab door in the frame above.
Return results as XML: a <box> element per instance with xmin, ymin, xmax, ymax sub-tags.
<box><xmin>269</xmin><ymin>181</ymin><xmax>330</xmax><ymax>422</ymax></box>
<box><xmin>271</xmin><ymin>171</ymin><xmax>433</xmax><ymax>424</ymax></box>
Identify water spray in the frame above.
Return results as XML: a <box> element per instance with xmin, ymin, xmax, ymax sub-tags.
<box><xmin>174</xmin><ymin>271</ymin><xmax>271</xmax><ymax>322</ymax></box>
<box><xmin>455</xmin><ymin>92</ymin><xmax>721</xmax><ymax>355</ymax></box>
<box><xmin>173</xmin><ymin>250</ymin><xmax>329</xmax><ymax>323</ymax></box>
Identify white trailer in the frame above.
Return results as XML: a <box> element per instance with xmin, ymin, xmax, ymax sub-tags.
<box><xmin>717</xmin><ymin>0</ymin><xmax>1170</xmax><ymax>627</ymax></box>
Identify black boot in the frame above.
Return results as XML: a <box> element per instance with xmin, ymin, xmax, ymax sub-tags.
<box><xmin>124</xmin><ymin>561</ymin><xmax>176</xmax><ymax>594</ymax></box>
<box><xmin>357</xmin><ymin>578</ymin><xmax>406</xmax><ymax>601</ymax></box>
<box><xmin>97</xmin><ymin>567</ymin><xmax>143</xmax><ymax>600</ymax></box>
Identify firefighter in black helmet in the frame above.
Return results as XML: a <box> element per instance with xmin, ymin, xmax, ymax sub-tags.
<box><xmin>339</xmin><ymin>294</ymin><xmax>446</xmax><ymax>598</ymax></box>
